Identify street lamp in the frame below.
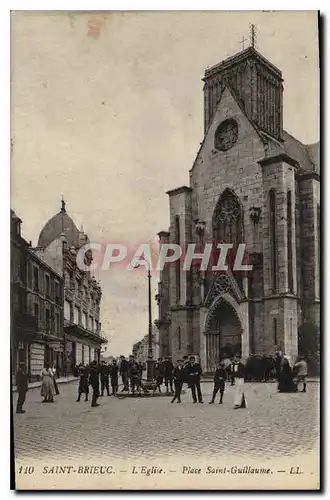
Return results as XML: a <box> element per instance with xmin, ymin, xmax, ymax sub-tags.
<box><xmin>133</xmin><ymin>264</ymin><xmax>155</xmax><ymax>391</ymax></box>
<box><xmin>144</xmin><ymin>269</ymin><xmax>155</xmax><ymax>390</ymax></box>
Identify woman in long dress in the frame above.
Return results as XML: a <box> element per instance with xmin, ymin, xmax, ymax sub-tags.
<box><xmin>278</xmin><ymin>357</ymin><xmax>296</xmax><ymax>393</ymax></box>
<box><xmin>40</xmin><ymin>363</ymin><xmax>55</xmax><ymax>403</ymax></box>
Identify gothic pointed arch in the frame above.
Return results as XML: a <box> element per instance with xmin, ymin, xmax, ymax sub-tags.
<box><xmin>212</xmin><ymin>188</ymin><xmax>244</xmax><ymax>247</ymax></box>
<box><xmin>204</xmin><ymin>294</ymin><xmax>243</xmax><ymax>370</ymax></box>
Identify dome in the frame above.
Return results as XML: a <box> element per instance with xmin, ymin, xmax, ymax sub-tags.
<box><xmin>38</xmin><ymin>200</ymin><xmax>80</xmax><ymax>248</ymax></box>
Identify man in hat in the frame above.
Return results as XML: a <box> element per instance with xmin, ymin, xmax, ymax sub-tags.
<box><xmin>153</xmin><ymin>357</ymin><xmax>164</xmax><ymax>393</ymax></box>
<box><xmin>185</xmin><ymin>356</ymin><xmax>203</xmax><ymax>403</ymax></box>
<box><xmin>163</xmin><ymin>356</ymin><xmax>174</xmax><ymax>393</ymax></box>
<box><xmin>89</xmin><ymin>360</ymin><xmax>100</xmax><ymax>407</ymax></box>
<box><xmin>100</xmin><ymin>360</ymin><xmax>110</xmax><ymax>397</ymax></box>
<box><xmin>171</xmin><ymin>359</ymin><xmax>185</xmax><ymax>403</ymax></box>
<box><xmin>16</xmin><ymin>363</ymin><xmax>29</xmax><ymax>414</ymax></box>
<box><xmin>119</xmin><ymin>355</ymin><xmax>129</xmax><ymax>391</ymax></box>
<box><xmin>110</xmin><ymin>358</ymin><xmax>119</xmax><ymax>396</ymax></box>
<box><xmin>209</xmin><ymin>361</ymin><xmax>227</xmax><ymax>404</ymax></box>
<box><xmin>222</xmin><ymin>352</ymin><xmax>232</xmax><ymax>380</ymax></box>
<box><xmin>231</xmin><ymin>354</ymin><xmax>247</xmax><ymax>409</ymax></box>
<box><xmin>275</xmin><ymin>350</ymin><xmax>283</xmax><ymax>381</ymax></box>
<box><xmin>130</xmin><ymin>360</ymin><xmax>142</xmax><ymax>395</ymax></box>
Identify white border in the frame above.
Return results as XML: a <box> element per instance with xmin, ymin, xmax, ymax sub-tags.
<box><xmin>2</xmin><ymin>3</ymin><xmax>326</xmax><ymax>499</ymax></box>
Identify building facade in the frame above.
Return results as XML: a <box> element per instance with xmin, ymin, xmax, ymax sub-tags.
<box><xmin>35</xmin><ymin>199</ymin><xmax>107</xmax><ymax>372</ymax></box>
<box><xmin>156</xmin><ymin>46</ymin><xmax>320</xmax><ymax>371</ymax></box>
<box><xmin>26</xmin><ymin>248</ymin><xmax>64</xmax><ymax>378</ymax></box>
<box><xmin>11</xmin><ymin>210</ymin><xmax>64</xmax><ymax>382</ymax></box>
<box><xmin>11</xmin><ymin>210</ymin><xmax>33</xmax><ymax>382</ymax></box>
<box><xmin>132</xmin><ymin>329</ymin><xmax>159</xmax><ymax>363</ymax></box>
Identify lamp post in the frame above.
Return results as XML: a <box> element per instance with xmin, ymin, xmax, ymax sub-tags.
<box><xmin>145</xmin><ymin>269</ymin><xmax>155</xmax><ymax>389</ymax></box>
<box><xmin>132</xmin><ymin>263</ymin><xmax>155</xmax><ymax>391</ymax></box>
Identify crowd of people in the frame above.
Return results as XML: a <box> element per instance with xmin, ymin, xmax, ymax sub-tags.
<box><xmin>14</xmin><ymin>351</ymin><xmax>309</xmax><ymax>413</ymax></box>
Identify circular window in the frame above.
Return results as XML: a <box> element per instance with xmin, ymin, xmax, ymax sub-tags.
<box><xmin>214</xmin><ymin>118</ymin><xmax>239</xmax><ymax>152</ymax></box>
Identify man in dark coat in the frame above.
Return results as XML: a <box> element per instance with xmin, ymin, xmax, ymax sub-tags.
<box><xmin>164</xmin><ymin>356</ymin><xmax>174</xmax><ymax>393</ymax></box>
<box><xmin>100</xmin><ymin>361</ymin><xmax>110</xmax><ymax>396</ymax></box>
<box><xmin>275</xmin><ymin>351</ymin><xmax>283</xmax><ymax>380</ymax></box>
<box><xmin>245</xmin><ymin>355</ymin><xmax>254</xmax><ymax>382</ymax></box>
<box><xmin>260</xmin><ymin>354</ymin><xmax>268</xmax><ymax>382</ymax></box>
<box><xmin>222</xmin><ymin>352</ymin><xmax>232</xmax><ymax>380</ymax></box>
<box><xmin>171</xmin><ymin>359</ymin><xmax>185</xmax><ymax>403</ymax></box>
<box><xmin>16</xmin><ymin>363</ymin><xmax>29</xmax><ymax>414</ymax></box>
<box><xmin>153</xmin><ymin>357</ymin><xmax>164</xmax><ymax>393</ymax></box>
<box><xmin>76</xmin><ymin>364</ymin><xmax>89</xmax><ymax>402</ymax></box>
<box><xmin>130</xmin><ymin>361</ymin><xmax>142</xmax><ymax>395</ymax></box>
<box><xmin>110</xmin><ymin>359</ymin><xmax>119</xmax><ymax>396</ymax></box>
<box><xmin>89</xmin><ymin>360</ymin><xmax>100</xmax><ymax>407</ymax></box>
<box><xmin>209</xmin><ymin>361</ymin><xmax>227</xmax><ymax>404</ymax></box>
<box><xmin>254</xmin><ymin>355</ymin><xmax>262</xmax><ymax>381</ymax></box>
<box><xmin>186</xmin><ymin>356</ymin><xmax>203</xmax><ymax>403</ymax></box>
<box><xmin>119</xmin><ymin>355</ymin><xmax>129</xmax><ymax>391</ymax></box>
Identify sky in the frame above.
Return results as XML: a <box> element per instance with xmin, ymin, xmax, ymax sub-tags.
<box><xmin>10</xmin><ymin>10</ymin><xmax>319</xmax><ymax>356</ymax></box>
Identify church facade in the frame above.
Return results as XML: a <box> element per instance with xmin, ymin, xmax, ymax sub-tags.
<box><xmin>156</xmin><ymin>46</ymin><xmax>320</xmax><ymax>371</ymax></box>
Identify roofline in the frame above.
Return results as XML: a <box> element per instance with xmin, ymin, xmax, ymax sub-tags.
<box><xmin>297</xmin><ymin>171</ymin><xmax>320</xmax><ymax>182</ymax></box>
<box><xmin>258</xmin><ymin>153</ymin><xmax>299</xmax><ymax>169</ymax></box>
<box><xmin>11</xmin><ymin>209</ymin><xmax>22</xmax><ymax>223</ymax></box>
<box><xmin>157</xmin><ymin>230</ymin><xmax>170</xmax><ymax>238</ymax></box>
<box><xmin>203</xmin><ymin>47</ymin><xmax>282</xmax><ymax>81</ymax></box>
<box><xmin>166</xmin><ymin>186</ymin><xmax>192</xmax><ymax>196</ymax></box>
<box><xmin>28</xmin><ymin>248</ymin><xmax>64</xmax><ymax>280</ymax></box>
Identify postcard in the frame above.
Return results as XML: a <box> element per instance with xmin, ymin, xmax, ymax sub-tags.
<box><xmin>11</xmin><ymin>10</ymin><xmax>320</xmax><ymax>490</ymax></box>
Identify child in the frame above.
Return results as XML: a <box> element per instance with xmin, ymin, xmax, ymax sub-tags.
<box><xmin>209</xmin><ymin>361</ymin><xmax>227</xmax><ymax>404</ymax></box>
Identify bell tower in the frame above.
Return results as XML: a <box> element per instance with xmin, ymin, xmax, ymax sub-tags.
<box><xmin>203</xmin><ymin>26</ymin><xmax>283</xmax><ymax>141</ymax></box>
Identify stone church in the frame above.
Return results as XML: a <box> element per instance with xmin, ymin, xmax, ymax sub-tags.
<box><xmin>156</xmin><ymin>45</ymin><xmax>319</xmax><ymax>371</ymax></box>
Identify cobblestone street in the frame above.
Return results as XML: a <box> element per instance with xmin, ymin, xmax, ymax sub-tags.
<box><xmin>13</xmin><ymin>380</ymin><xmax>319</xmax><ymax>463</ymax></box>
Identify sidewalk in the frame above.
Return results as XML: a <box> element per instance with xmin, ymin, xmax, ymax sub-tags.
<box><xmin>12</xmin><ymin>375</ymin><xmax>79</xmax><ymax>393</ymax></box>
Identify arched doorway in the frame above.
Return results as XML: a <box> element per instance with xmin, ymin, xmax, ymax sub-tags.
<box><xmin>205</xmin><ymin>297</ymin><xmax>242</xmax><ymax>372</ymax></box>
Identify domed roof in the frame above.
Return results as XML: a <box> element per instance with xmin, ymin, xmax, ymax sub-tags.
<box><xmin>38</xmin><ymin>199</ymin><xmax>80</xmax><ymax>248</ymax></box>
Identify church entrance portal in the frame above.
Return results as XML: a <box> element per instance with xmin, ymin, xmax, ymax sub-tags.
<box><xmin>205</xmin><ymin>298</ymin><xmax>242</xmax><ymax>372</ymax></box>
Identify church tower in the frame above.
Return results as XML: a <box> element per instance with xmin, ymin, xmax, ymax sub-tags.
<box><xmin>157</xmin><ymin>29</ymin><xmax>319</xmax><ymax>370</ymax></box>
<box><xmin>203</xmin><ymin>45</ymin><xmax>283</xmax><ymax>140</ymax></box>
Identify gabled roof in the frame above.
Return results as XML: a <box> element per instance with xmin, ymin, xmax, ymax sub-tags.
<box><xmin>189</xmin><ymin>83</ymin><xmax>319</xmax><ymax>175</ymax></box>
<box><xmin>305</xmin><ymin>142</ymin><xmax>320</xmax><ymax>173</ymax></box>
<box><xmin>282</xmin><ymin>131</ymin><xmax>319</xmax><ymax>173</ymax></box>
<box><xmin>190</xmin><ymin>83</ymin><xmax>266</xmax><ymax>173</ymax></box>
<box><xmin>264</xmin><ymin>130</ymin><xmax>319</xmax><ymax>174</ymax></box>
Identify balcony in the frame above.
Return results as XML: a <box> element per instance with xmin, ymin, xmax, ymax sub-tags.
<box><xmin>64</xmin><ymin>322</ymin><xmax>108</xmax><ymax>345</ymax></box>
